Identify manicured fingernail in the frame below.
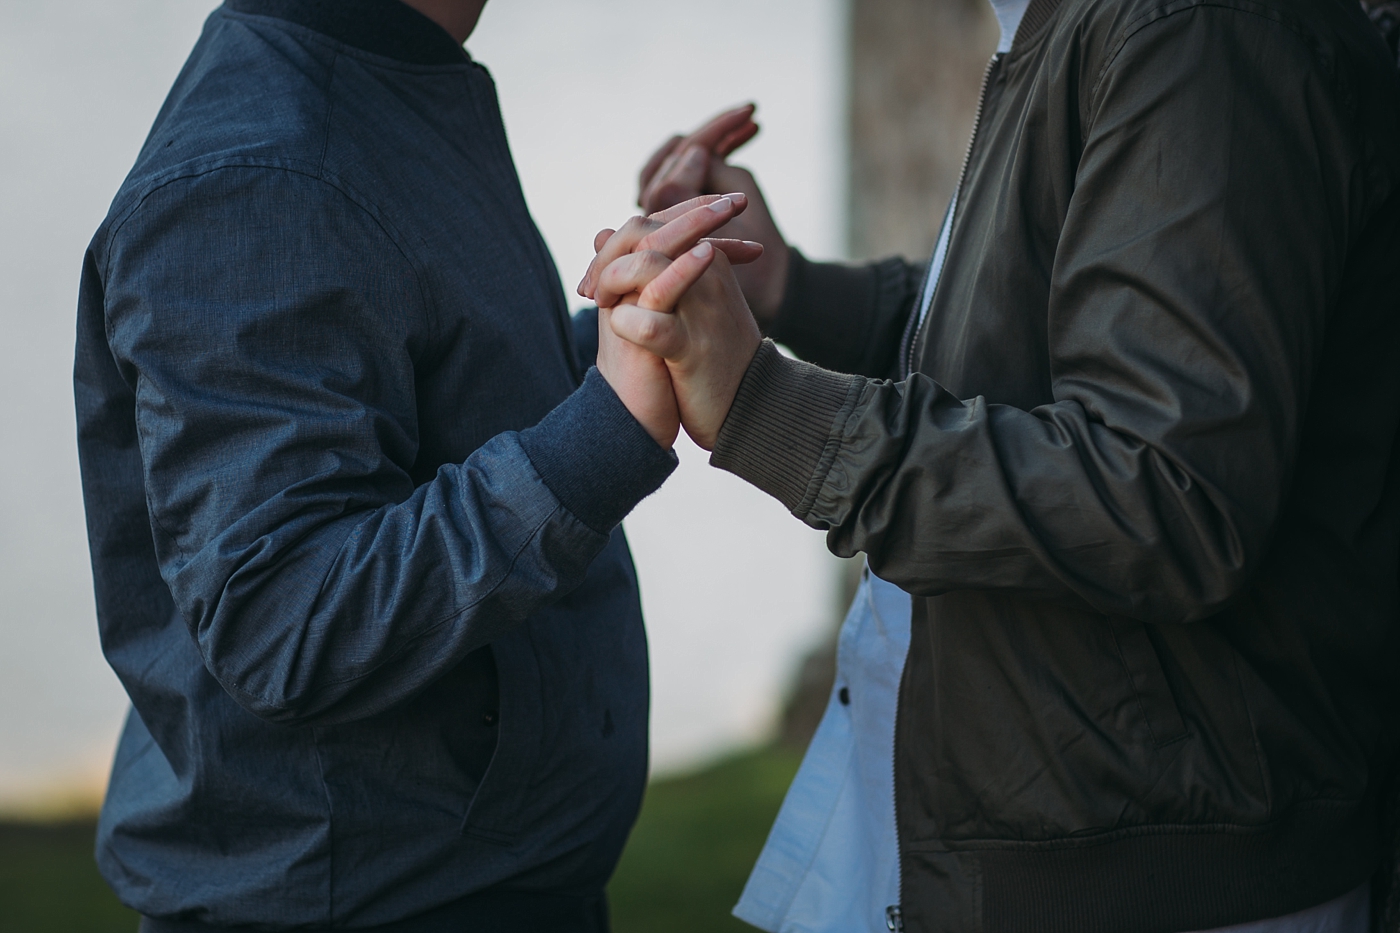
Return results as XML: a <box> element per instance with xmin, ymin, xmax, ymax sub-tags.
<box><xmin>708</xmin><ymin>197</ymin><xmax>732</xmax><ymax>212</ymax></box>
<box><xmin>742</xmin><ymin>240</ymin><xmax>761</xmax><ymax>248</ymax></box>
<box><xmin>692</xmin><ymin>242</ymin><xmax>713</xmax><ymax>258</ymax></box>
<box><xmin>726</xmin><ymin>192</ymin><xmax>746</xmax><ymax>202</ymax></box>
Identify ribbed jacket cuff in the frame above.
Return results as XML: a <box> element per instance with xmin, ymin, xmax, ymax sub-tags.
<box><xmin>519</xmin><ymin>368</ymin><xmax>678</xmax><ymax>533</ymax></box>
<box><xmin>710</xmin><ymin>340</ymin><xmax>864</xmax><ymax>514</ymax></box>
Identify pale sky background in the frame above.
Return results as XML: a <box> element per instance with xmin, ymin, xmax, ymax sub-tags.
<box><xmin>0</xmin><ymin>0</ymin><xmax>848</xmax><ymax>812</ymax></box>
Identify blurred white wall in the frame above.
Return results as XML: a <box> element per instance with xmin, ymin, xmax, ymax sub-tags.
<box><xmin>0</xmin><ymin>0</ymin><xmax>847</xmax><ymax>812</ymax></box>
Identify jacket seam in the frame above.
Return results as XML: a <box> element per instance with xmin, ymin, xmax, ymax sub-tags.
<box><xmin>310</xmin><ymin>728</ymin><xmax>335</xmax><ymax>925</ymax></box>
<box><xmin>1109</xmin><ymin>622</ymin><xmax>1171</xmax><ymax>748</ymax></box>
<box><xmin>99</xmin><ymin>157</ymin><xmax>319</xmax><ymax>297</ymax></box>
<box><xmin>1229</xmin><ymin>644</ymin><xmax>1273</xmax><ymax>814</ymax></box>
<box><xmin>1090</xmin><ymin>1</ymin><xmax>1317</xmax><ymax>116</ymax></box>
<box><xmin>100</xmin><ymin>160</ymin><xmax>434</xmax><ymax>348</ymax></box>
<box><xmin>905</xmin><ymin>797</ymin><xmax>1362</xmax><ymax>851</ymax></box>
<box><xmin>317</xmin><ymin>52</ymin><xmax>338</xmax><ymax>175</ymax></box>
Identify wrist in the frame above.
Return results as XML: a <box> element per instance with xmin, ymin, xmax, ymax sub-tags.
<box><xmin>518</xmin><ymin>369</ymin><xmax>678</xmax><ymax>532</ymax></box>
<box><xmin>750</xmin><ymin>242</ymin><xmax>792</xmax><ymax>329</ymax></box>
<box><xmin>595</xmin><ymin>355</ymin><xmax>679</xmax><ymax>450</ymax></box>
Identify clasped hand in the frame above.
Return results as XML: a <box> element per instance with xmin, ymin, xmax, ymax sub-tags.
<box><xmin>583</xmin><ymin>194</ymin><xmax>763</xmax><ymax>451</ymax></box>
<box><xmin>583</xmin><ymin>106</ymin><xmax>782</xmax><ymax>452</ymax></box>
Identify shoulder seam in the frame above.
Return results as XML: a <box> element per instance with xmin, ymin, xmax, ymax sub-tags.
<box><xmin>1089</xmin><ymin>0</ymin><xmax>1318</xmax><ymax>115</ymax></box>
<box><xmin>99</xmin><ymin>161</ymin><xmax>432</xmax><ymax>344</ymax></box>
<box><xmin>317</xmin><ymin>52</ymin><xmax>339</xmax><ymax>175</ymax></box>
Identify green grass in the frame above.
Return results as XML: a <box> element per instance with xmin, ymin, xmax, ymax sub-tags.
<box><xmin>0</xmin><ymin>821</ymin><xmax>138</xmax><ymax>933</ymax></box>
<box><xmin>0</xmin><ymin>745</ymin><xmax>800</xmax><ymax>933</ymax></box>
<box><xmin>609</xmin><ymin>746</ymin><xmax>803</xmax><ymax>933</ymax></box>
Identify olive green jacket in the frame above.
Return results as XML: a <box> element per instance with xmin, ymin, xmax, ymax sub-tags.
<box><xmin>715</xmin><ymin>0</ymin><xmax>1400</xmax><ymax>927</ymax></box>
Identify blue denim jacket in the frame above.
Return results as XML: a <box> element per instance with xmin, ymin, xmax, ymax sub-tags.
<box><xmin>73</xmin><ymin>3</ymin><xmax>675</xmax><ymax>925</ymax></box>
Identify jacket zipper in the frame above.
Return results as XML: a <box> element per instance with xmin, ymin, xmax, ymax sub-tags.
<box><xmin>887</xmin><ymin>653</ymin><xmax>905</xmax><ymax>932</ymax></box>
<box><xmin>904</xmin><ymin>52</ymin><xmax>1003</xmax><ymax>378</ymax></box>
<box><xmin>890</xmin><ymin>56</ymin><xmax>1002</xmax><ymax>932</ymax></box>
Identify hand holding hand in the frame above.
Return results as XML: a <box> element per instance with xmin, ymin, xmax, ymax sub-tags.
<box><xmin>636</xmin><ymin>105</ymin><xmax>792</xmax><ymax>325</ymax></box>
<box><xmin>589</xmin><ymin>196</ymin><xmax>762</xmax><ymax>450</ymax></box>
<box><xmin>598</xmin><ymin>242</ymin><xmax>763</xmax><ymax>452</ymax></box>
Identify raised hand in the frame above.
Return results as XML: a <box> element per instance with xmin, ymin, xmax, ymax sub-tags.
<box><xmin>635</xmin><ymin>105</ymin><xmax>792</xmax><ymax>325</ymax></box>
<box><xmin>638</xmin><ymin>105</ymin><xmax>758</xmax><ymax>213</ymax></box>
<box><xmin>598</xmin><ymin>244</ymin><xmax>762</xmax><ymax>452</ymax></box>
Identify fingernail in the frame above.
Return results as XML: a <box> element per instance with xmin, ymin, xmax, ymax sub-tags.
<box><xmin>708</xmin><ymin>197</ymin><xmax>733</xmax><ymax>213</ymax></box>
<box><xmin>742</xmin><ymin>240</ymin><xmax>762</xmax><ymax>248</ymax></box>
<box><xmin>692</xmin><ymin>242</ymin><xmax>713</xmax><ymax>258</ymax></box>
<box><xmin>725</xmin><ymin>192</ymin><xmax>746</xmax><ymax>202</ymax></box>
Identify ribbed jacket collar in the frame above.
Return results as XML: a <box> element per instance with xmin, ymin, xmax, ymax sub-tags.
<box><xmin>1010</xmin><ymin>0</ymin><xmax>1063</xmax><ymax>49</ymax></box>
<box><xmin>224</xmin><ymin>0</ymin><xmax>469</xmax><ymax>64</ymax></box>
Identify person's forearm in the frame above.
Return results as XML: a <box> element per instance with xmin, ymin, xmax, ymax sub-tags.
<box><xmin>710</xmin><ymin>344</ymin><xmax>1275</xmax><ymax>626</ymax></box>
<box><xmin>184</xmin><ymin>371</ymin><xmax>674</xmax><ymax>727</ymax></box>
<box><xmin>766</xmin><ymin>250</ymin><xmax>922</xmax><ymax>379</ymax></box>
<box><xmin>108</xmin><ymin>167</ymin><xmax>679</xmax><ymax>728</ymax></box>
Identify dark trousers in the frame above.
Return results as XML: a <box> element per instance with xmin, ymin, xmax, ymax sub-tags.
<box><xmin>140</xmin><ymin>889</ymin><xmax>609</xmax><ymax>933</ymax></box>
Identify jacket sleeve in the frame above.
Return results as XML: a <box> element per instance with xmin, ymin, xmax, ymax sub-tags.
<box><xmin>101</xmin><ymin>166</ymin><xmax>675</xmax><ymax>725</ymax></box>
<box><xmin>767</xmin><ymin>249</ymin><xmax>924</xmax><ymax>379</ymax></box>
<box><xmin>711</xmin><ymin>6</ymin><xmax>1360</xmax><ymax>625</ymax></box>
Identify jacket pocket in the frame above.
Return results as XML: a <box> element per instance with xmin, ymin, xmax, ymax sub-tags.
<box><xmin>1109</xmin><ymin>618</ymin><xmax>1188</xmax><ymax>747</ymax></box>
<box><xmin>460</xmin><ymin>629</ymin><xmax>543</xmax><ymax>844</ymax></box>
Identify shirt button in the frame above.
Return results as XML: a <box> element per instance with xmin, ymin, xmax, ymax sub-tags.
<box><xmin>482</xmin><ymin>710</ymin><xmax>498</xmax><ymax>726</ymax></box>
<box><xmin>838</xmin><ymin>687</ymin><xmax>851</xmax><ymax>706</ymax></box>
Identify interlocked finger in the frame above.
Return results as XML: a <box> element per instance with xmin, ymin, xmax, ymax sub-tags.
<box><xmin>595</xmin><ymin>241</ymin><xmax>717</xmax><ymax>310</ymax></box>
<box><xmin>579</xmin><ymin>194</ymin><xmax>746</xmax><ymax>299</ymax></box>
<box><xmin>596</xmin><ymin>251</ymin><xmax>673</xmax><ymax>310</ymax></box>
<box><xmin>638</xmin><ymin>243</ymin><xmax>717</xmax><ymax>312</ymax></box>
<box><xmin>635</xmin><ymin>197</ymin><xmax>745</xmax><ymax>259</ymax></box>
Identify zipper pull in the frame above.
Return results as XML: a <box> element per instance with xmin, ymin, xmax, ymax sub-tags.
<box><xmin>885</xmin><ymin>905</ymin><xmax>904</xmax><ymax>932</ymax></box>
